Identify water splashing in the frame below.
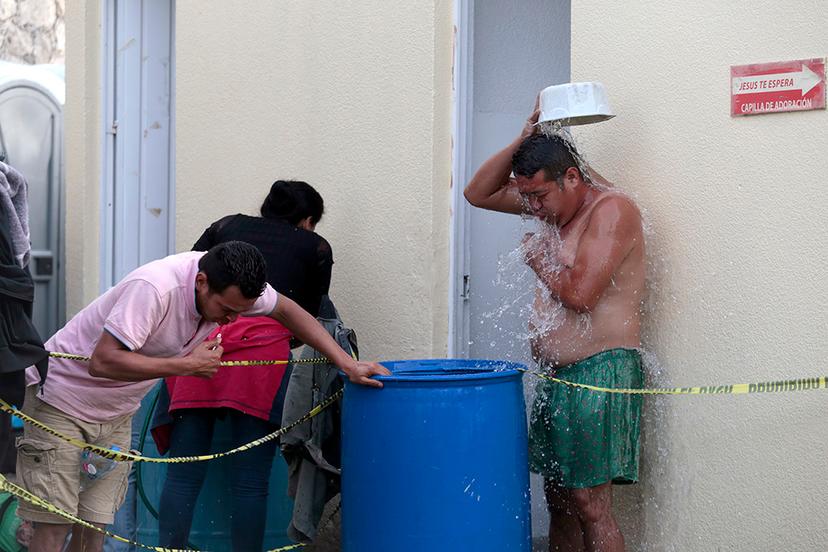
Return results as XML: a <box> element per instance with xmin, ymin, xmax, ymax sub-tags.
<box><xmin>476</xmin><ymin>125</ymin><xmax>683</xmax><ymax>550</ymax></box>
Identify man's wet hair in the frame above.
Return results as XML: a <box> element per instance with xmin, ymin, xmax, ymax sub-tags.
<box><xmin>198</xmin><ymin>241</ymin><xmax>267</xmax><ymax>299</ymax></box>
<box><xmin>512</xmin><ymin>134</ymin><xmax>581</xmax><ymax>184</ymax></box>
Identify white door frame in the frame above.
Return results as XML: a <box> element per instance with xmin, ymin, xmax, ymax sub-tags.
<box><xmin>101</xmin><ymin>0</ymin><xmax>116</xmax><ymax>291</ymax></box>
<box><xmin>448</xmin><ymin>0</ymin><xmax>473</xmax><ymax>358</ymax></box>
<box><xmin>100</xmin><ymin>0</ymin><xmax>176</xmax><ymax>291</ymax></box>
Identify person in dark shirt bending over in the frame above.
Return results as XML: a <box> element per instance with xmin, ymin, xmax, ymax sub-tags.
<box><xmin>158</xmin><ymin>180</ymin><xmax>348</xmax><ymax>551</ymax></box>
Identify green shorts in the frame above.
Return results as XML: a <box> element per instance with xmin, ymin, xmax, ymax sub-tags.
<box><xmin>528</xmin><ymin>348</ymin><xmax>644</xmax><ymax>489</ymax></box>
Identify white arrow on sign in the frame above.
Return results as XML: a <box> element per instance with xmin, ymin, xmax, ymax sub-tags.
<box><xmin>732</xmin><ymin>64</ymin><xmax>823</xmax><ymax>96</ymax></box>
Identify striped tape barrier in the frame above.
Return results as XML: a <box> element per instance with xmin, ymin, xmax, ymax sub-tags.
<box><xmin>522</xmin><ymin>368</ymin><xmax>828</xmax><ymax>396</ymax></box>
<box><xmin>1</xmin><ymin>388</ymin><xmax>341</xmax><ymax>464</ymax></box>
<box><xmin>6</xmin><ymin>353</ymin><xmax>826</xmax><ymax>551</ymax></box>
<box><xmin>0</xmin><ymin>471</ymin><xmax>306</xmax><ymax>551</ymax></box>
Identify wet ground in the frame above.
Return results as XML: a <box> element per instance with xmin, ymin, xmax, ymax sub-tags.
<box><xmin>301</xmin><ymin>498</ymin><xmax>549</xmax><ymax>551</ymax></box>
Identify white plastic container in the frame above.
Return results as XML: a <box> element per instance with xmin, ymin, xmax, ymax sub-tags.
<box><xmin>537</xmin><ymin>81</ymin><xmax>615</xmax><ymax>127</ymax></box>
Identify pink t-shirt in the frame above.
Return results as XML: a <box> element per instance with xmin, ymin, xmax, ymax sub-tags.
<box><xmin>25</xmin><ymin>251</ymin><xmax>278</xmax><ymax>423</ymax></box>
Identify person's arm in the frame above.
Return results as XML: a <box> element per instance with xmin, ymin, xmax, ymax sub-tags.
<box><xmin>310</xmin><ymin>238</ymin><xmax>333</xmax><ymax>317</ymax></box>
<box><xmin>268</xmin><ymin>295</ymin><xmax>390</xmax><ymax>388</ymax></box>
<box><xmin>289</xmin><ymin>238</ymin><xmax>333</xmax><ymax>348</ymax></box>
<box><xmin>89</xmin><ymin>332</ymin><xmax>223</xmax><ymax>381</ymax></box>
<box><xmin>90</xmin><ymin>279</ymin><xmax>223</xmax><ymax>381</ymax></box>
<box><xmin>524</xmin><ymin>197</ymin><xmax>641</xmax><ymax>313</ymax></box>
<box><xmin>463</xmin><ymin>100</ymin><xmax>540</xmax><ymax>214</ymax></box>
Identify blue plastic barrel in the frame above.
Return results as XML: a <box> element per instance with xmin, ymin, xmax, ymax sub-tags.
<box><xmin>341</xmin><ymin>359</ymin><xmax>531</xmax><ymax>551</ymax></box>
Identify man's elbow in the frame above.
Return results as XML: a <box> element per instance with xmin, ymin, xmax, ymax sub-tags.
<box><xmin>88</xmin><ymin>355</ymin><xmax>110</xmax><ymax>378</ymax></box>
<box><xmin>463</xmin><ymin>186</ymin><xmax>477</xmax><ymax>206</ymax></box>
<box><xmin>463</xmin><ymin>183</ymin><xmax>487</xmax><ymax>207</ymax></box>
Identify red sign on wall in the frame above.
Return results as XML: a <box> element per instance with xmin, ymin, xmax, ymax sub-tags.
<box><xmin>731</xmin><ymin>58</ymin><xmax>826</xmax><ymax>117</ymax></box>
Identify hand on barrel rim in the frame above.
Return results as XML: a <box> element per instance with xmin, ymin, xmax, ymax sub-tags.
<box><xmin>345</xmin><ymin>360</ymin><xmax>390</xmax><ymax>388</ymax></box>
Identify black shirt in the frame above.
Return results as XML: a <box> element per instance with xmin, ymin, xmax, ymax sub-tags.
<box><xmin>192</xmin><ymin>214</ymin><xmax>333</xmax><ymax>317</ymax></box>
<box><xmin>0</xmin><ymin>218</ymin><xmax>48</xmax><ymax>404</ymax></box>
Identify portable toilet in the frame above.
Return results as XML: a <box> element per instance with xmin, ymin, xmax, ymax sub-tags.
<box><xmin>0</xmin><ymin>61</ymin><xmax>65</xmax><ymax>340</ymax></box>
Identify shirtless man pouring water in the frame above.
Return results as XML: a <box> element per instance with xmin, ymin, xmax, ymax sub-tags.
<box><xmin>464</xmin><ymin>103</ymin><xmax>646</xmax><ymax>552</ymax></box>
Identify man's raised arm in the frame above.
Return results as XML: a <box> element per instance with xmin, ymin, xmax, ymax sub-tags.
<box><xmin>463</xmin><ymin>101</ymin><xmax>540</xmax><ymax>214</ymax></box>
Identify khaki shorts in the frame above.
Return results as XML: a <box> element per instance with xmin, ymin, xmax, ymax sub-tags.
<box><xmin>15</xmin><ymin>386</ymin><xmax>132</xmax><ymax>525</ymax></box>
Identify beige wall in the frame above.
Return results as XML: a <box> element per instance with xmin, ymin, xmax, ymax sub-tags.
<box><xmin>572</xmin><ymin>3</ymin><xmax>828</xmax><ymax>550</ymax></box>
<box><xmin>175</xmin><ymin>1</ymin><xmax>453</xmax><ymax>360</ymax></box>
<box><xmin>66</xmin><ymin>2</ymin><xmax>828</xmax><ymax>547</ymax></box>
<box><xmin>63</xmin><ymin>1</ymin><xmax>453</xmax><ymax>358</ymax></box>
<box><xmin>63</xmin><ymin>0</ymin><xmax>101</xmax><ymax>315</ymax></box>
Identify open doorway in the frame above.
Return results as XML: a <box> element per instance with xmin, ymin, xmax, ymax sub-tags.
<box><xmin>451</xmin><ymin>1</ymin><xmax>610</xmax><ymax>547</ymax></box>
<box><xmin>450</xmin><ymin>0</ymin><xmax>571</xmax><ymax>365</ymax></box>
<box><xmin>451</xmin><ymin>2</ymin><xmax>645</xmax><ymax>548</ymax></box>
<box><xmin>463</xmin><ymin>0</ymin><xmax>571</xmax><ymax>364</ymax></box>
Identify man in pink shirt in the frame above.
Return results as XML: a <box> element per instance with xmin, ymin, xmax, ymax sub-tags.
<box><xmin>16</xmin><ymin>241</ymin><xmax>388</xmax><ymax>552</ymax></box>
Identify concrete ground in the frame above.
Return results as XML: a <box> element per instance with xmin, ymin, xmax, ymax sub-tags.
<box><xmin>302</xmin><ymin>497</ymin><xmax>341</xmax><ymax>552</ymax></box>
<box><xmin>302</xmin><ymin>496</ymin><xmax>549</xmax><ymax>551</ymax></box>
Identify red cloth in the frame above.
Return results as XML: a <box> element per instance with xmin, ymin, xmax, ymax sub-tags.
<box><xmin>165</xmin><ymin>316</ymin><xmax>292</xmax><ymax>421</ymax></box>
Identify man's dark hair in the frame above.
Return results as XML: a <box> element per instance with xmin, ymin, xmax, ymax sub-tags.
<box><xmin>512</xmin><ymin>134</ymin><xmax>581</xmax><ymax>183</ymax></box>
<box><xmin>260</xmin><ymin>180</ymin><xmax>324</xmax><ymax>226</ymax></box>
<box><xmin>198</xmin><ymin>241</ymin><xmax>267</xmax><ymax>299</ymax></box>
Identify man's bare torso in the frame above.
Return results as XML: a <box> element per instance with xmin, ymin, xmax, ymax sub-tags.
<box><xmin>529</xmin><ymin>191</ymin><xmax>646</xmax><ymax>367</ymax></box>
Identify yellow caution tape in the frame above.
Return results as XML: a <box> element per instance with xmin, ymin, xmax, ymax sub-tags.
<box><xmin>1</xmin><ymin>389</ymin><xmax>342</xmax><ymax>463</ymax></box>
<box><xmin>48</xmin><ymin>351</ymin><xmax>330</xmax><ymax>367</ymax></box>
<box><xmin>0</xmin><ymin>352</ymin><xmax>329</xmax><ymax>549</ymax></box>
<box><xmin>19</xmin><ymin>352</ymin><xmax>827</xmax><ymax>464</ymax></box>
<box><xmin>10</xmin><ymin>353</ymin><xmax>826</xmax><ymax>552</ymax></box>
<box><xmin>267</xmin><ymin>541</ymin><xmax>310</xmax><ymax>551</ymax></box>
<box><xmin>521</xmin><ymin>368</ymin><xmax>828</xmax><ymax>396</ymax></box>
<box><xmin>0</xmin><ymin>473</ymin><xmax>305</xmax><ymax>551</ymax></box>
<box><xmin>48</xmin><ymin>349</ymin><xmax>828</xmax><ymax>396</ymax></box>
<box><xmin>0</xmin><ymin>473</ymin><xmax>191</xmax><ymax>551</ymax></box>
<box><xmin>8</xmin><ymin>352</ymin><xmax>338</xmax><ymax>462</ymax></box>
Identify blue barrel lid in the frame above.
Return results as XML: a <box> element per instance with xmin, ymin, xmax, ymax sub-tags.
<box><xmin>372</xmin><ymin>358</ymin><xmax>525</xmax><ymax>382</ymax></box>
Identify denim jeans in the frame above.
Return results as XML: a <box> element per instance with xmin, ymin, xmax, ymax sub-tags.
<box><xmin>157</xmin><ymin>409</ymin><xmax>279</xmax><ymax>552</ymax></box>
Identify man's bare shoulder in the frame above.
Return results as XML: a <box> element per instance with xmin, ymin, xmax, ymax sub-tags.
<box><xmin>590</xmin><ymin>192</ymin><xmax>643</xmax><ymax>234</ymax></box>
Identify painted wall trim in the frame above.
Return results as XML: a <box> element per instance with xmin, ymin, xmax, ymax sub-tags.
<box><xmin>100</xmin><ymin>0</ymin><xmax>115</xmax><ymax>293</ymax></box>
<box><xmin>448</xmin><ymin>0</ymin><xmax>473</xmax><ymax>357</ymax></box>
